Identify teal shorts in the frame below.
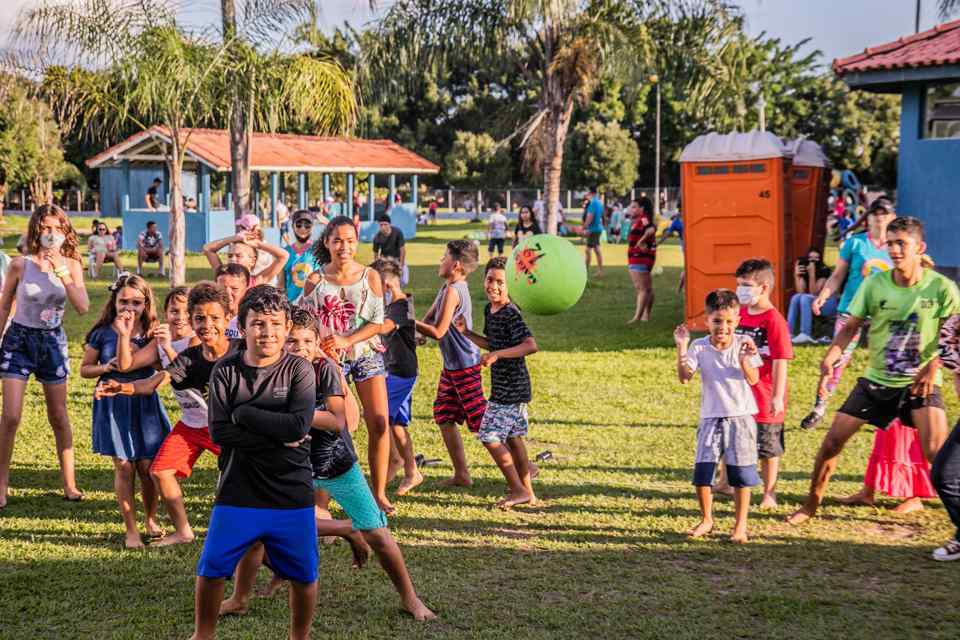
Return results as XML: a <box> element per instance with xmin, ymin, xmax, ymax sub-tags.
<box><xmin>313</xmin><ymin>462</ymin><xmax>388</xmax><ymax>531</ymax></box>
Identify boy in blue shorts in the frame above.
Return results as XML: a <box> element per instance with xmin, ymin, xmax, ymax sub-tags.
<box><xmin>459</xmin><ymin>257</ymin><xmax>540</xmax><ymax>509</ymax></box>
<box><xmin>674</xmin><ymin>289</ymin><xmax>763</xmax><ymax>543</ymax></box>
<box><xmin>190</xmin><ymin>286</ymin><xmax>317</xmax><ymax>640</ymax></box>
<box><xmin>373</xmin><ymin>257</ymin><xmax>424</xmax><ymax>496</ymax></box>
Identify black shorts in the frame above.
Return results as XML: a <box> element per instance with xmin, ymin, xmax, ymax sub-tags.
<box><xmin>756</xmin><ymin>422</ymin><xmax>784</xmax><ymax>459</ymax></box>
<box><xmin>586</xmin><ymin>232</ymin><xmax>602</xmax><ymax>248</ymax></box>
<box><xmin>838</xmin><ymin>377</ymin><xmax>945</xmax><ymax>428</ymax></box>
<box><xmin>488</xmin><ymin>238</ymin><xmax>505</xmax><ymax>254</ymax></box>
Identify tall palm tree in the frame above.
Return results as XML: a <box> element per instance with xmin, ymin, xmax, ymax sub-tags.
<box><xmin>13</xmin><ymin>0</ymin><xmax>358</xmax><ymax>285</ymax></box>
<box><xmin>368</xmin><ymin>0</ymin><xmax>649</xmax><ymax>234</ymax></box>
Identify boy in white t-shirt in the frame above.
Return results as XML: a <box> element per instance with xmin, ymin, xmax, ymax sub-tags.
<box><xmin>487</xmin><ymin>203</ymin><xmax>508</xmax><ymax>257</ymax></box>
<box><xmin>675</xmin><ymin>289</ymin><xmax>763</xmax><ymax>543</ymax></box>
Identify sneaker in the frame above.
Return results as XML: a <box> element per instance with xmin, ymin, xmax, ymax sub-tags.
<box><xmin>818</xmin><ymin>336</ymin><xmax>833</xmax><ymax>344</ymax></box>
<box><xmin>792</xmin><ymin>333</ymin><xmax>815</xmax><ymax>345</ymax></box>
<box><xmin>800</xmin><ymin>410</ymin><xmax>824</xmax><ymax>431</ymax></box>
<box><xmin>932</xmin><ymin>539</ymin><xmax>960</xmax><ymax>561</ymax></box>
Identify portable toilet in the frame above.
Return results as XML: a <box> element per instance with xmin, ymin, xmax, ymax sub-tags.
<box><xmin>680</xmin><ymin>131</ymin><xmax>793</xmax><ymax>330</ymax></box>
<box><xmin>786</xmin><ymin>139</ymin><xmax>831</xmax><ymax>265</ymax></box>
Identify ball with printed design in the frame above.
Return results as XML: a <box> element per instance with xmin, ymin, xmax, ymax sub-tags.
<box><xmin>506</xmin><ymin>234</ymin><xmax>586</xmax><ymax>315</ymax></box>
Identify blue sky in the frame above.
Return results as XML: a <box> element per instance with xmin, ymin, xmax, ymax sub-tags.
<box><xmin>0</xmin><ymin>0</ymin><xmax>951</xmax><ymax>66</ymax></box>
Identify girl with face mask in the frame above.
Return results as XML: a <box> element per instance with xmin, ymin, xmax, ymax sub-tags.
<box><xmin>0</xmin><ymin>205</ymin><xmax>90</xmax><ymax>509</ymax></box>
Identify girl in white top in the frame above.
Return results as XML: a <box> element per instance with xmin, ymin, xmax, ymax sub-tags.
<box><xmin>302</xmin><ymin>216</ymin><xmax>393</xmax><ymax>513</ymax></box>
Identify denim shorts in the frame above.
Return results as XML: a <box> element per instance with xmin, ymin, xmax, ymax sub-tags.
<box><xmin>0</xmin><ymin>322</ymin><xmax>70</xmax><ymax>384</ymax></box>
<box><xmin>342</xmin><ymin>352</ymin><xmax>386</xmax><ymax>384</ymax></box>
<box><xmin>628</xmin><ymin>264</ymin><xmax>651</xmax><ymax>273</ymax></box>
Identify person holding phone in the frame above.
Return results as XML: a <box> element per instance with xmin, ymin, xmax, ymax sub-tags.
<box><xmin>787</xmin><ymin>247</ymin><xmax>834</xmax><ymax>344</ymax></box>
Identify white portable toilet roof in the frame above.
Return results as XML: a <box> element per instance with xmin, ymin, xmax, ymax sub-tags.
<box><xmin>680</xmin><ymin>131</ymin><xmax>788</xmax><ymax>162</ymax></box>
<box><xmin>787</xmin><ymin>139</ymin><xmax>829</xmax><ymax>168</ymax></box>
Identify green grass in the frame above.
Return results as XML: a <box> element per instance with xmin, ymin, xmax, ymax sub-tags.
<box><xmin>1</xmin><ymin>219</ymin><xmax>958</xmax><ymax>639</ymax></box>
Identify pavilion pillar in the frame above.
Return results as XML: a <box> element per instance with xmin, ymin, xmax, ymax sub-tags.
<box><xmin>447</xmin><ymin>188</ymin><xmax>453</xmax><ymax>212</ymax></box>
<box><xmin>199</xmin><ymin>164</ymin><xmax>211</xmax><ymax>214</ymax></box>
<box><xmin>161</xmin><ymin>163</ymin><xmax>170</xmax><ymax>206</ymax></box>
<box><xmin>322</xmin><ymin>173</ymin><xmax>331</xmax><ymax>203</ymax></box>
<box><xmin>252</xmin><ymin>172</ymin><xmax>260</xmax><ymax>216</ymax></box>
<box><xmin>388</xmin><ymin>174</ymin><xmax>396</xmax><ymax>210</ymax></box>
<box><xmin>121</xmin><ymin>160</ymin><xmax>131</xmax><ymax>213</ymax></box>
<box><xmin>298</xmin><ymin>172</ymin><xmax>308</xmax><ymax>210</ymax></box>
<box><xmin>411</xmin><ymin>175</ymin><xmax>419</xmax><ymax>209</ymax></box>
<box><xmin>346</xmin><ymin>174</ymin><xmax>354</xmax><ymax>218</ymax></box>
<box><xmin>368</xmin><ymin>174</ymin><xmax>376</xmax><ymax>221</ymax></box>
<box><xmin>506</xmin><ymin>188</ymin><xmax>511</xmax><ymax>211</ymax></box>
<box><xmin>269</xmin><ymin>172</ymin><xmax>279</xmax><ymax>227</ymax></box>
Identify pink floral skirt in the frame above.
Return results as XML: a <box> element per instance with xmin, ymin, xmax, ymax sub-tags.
<box><xmin>863</xmin><ymin>419</ymin><xmax>936</xmax><ymax>499</ymax></box>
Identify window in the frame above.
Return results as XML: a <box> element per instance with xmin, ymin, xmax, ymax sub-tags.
<box><xmin>925</xmin><ymin>83</ymin><xmax>960</xmax><ymax>139</ymax></box>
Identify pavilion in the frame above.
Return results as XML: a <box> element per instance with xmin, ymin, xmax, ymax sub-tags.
<box><xmin>834</xmin><ymin>19</ymin><xmax>960</xmax><ymax>277</ymax></box>
<box><xmin>86</xmin><ymin>126</ymin><xmax>440</xmax><ymax>251</ymax></box>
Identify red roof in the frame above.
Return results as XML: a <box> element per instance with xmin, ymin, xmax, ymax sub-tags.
<box><xmin>86</xmin><ymin>126</ymin><xmax>440</xmax><ymax>174</ymax></box>
<box><xmin>833</xmin><ymin>19</ymin><xmax>960</xmax><ymax>75</ymax></box>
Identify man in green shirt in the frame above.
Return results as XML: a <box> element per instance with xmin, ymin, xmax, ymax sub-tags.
<box><xmin>789</xmin><ymin>217</ymin><xmax>960</xmax><ymax>525</ymax></box>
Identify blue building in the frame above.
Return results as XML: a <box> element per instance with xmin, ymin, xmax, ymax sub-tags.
<box><xmin>834</xmin><ymin>19</ymin><xmax>960</xmax><ymax>277</ymax></box>
<box><xmin>86</xmin><ymin>127</ymin><xmax>439</xmax><ymax>251</ymax></box>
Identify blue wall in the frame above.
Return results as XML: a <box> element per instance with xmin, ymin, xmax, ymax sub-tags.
<box><xmin>897</xmin><ymin>85</ymin><xmax>960</xmax><ymax>270</ymax></box>
<box><xmin>99</xmin><ymin>166</ymin><xmax>198</xmax><ymax>216</ymax></box>
<box><xmin>121</xmin><ymin>209</ymin><xmax>280</xmax><ymax>253</ymax></box>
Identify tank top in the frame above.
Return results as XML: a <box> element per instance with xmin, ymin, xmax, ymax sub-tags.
<box><xmin>425</xmin><ymin>280</ymin><xmax>481</xmax><ymax>371</ymax></box>
<box><xmin>302</xmin><ymin>267</ymin><xmax>384</xmax><ymax>361</ymax></box>
<box><xmin>13</xmin><ymin>258</ymin><xmax>67</xmax><ymax>330</ymax></box>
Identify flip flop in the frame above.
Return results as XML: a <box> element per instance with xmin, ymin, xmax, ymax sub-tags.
<box><xmin>535</xmin><ymin>450</ymin><xmax>553</xmax><ymax>462</ymax></box>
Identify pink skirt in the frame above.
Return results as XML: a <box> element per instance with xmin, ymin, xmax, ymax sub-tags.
<box><xmin>863</xmin><ymin>419</ymin><xmax>936</xmax><ymax>499</ymax></box>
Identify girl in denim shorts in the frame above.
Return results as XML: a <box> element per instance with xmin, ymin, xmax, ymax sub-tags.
<box><xmin>302</xmin><ymin>216</ymin><xmax>394</xmax><ymax>513</ymax></box>
<box><xmin>0</xmin><ymin>205</ymin><xmax>89</xmax><ymax>509</ymax></box>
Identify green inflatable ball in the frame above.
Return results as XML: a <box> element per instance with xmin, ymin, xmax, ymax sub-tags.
<box><xmin>506</xmin><ymin>234</ymin><xmax>586</xmax><ymax>315</ymax></box>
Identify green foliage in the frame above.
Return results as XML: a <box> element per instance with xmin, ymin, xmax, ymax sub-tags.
<box><xmin>0</xmin><ymin>83</ymin><xmax>68</xmax><ymax>204</ymax></box>
<box><xmin>444</xmin><ymin>131</ymin><xmax>512</xmax><ymax>187</ymax></box>
<box><xmin>564</xmin><ymin>119</ymin><xmax>638</xmax><ymax>193</ymax></box>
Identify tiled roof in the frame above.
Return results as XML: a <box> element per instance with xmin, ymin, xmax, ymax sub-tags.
<box><xmin>86</xmin><ymin>126</ymin><xmax>440</xmax><ymax>174</ymax></box>
<box><xmin>833</xmin><ymin>19</ymin><xmax>960</xmax><ymax>76</ymax></box>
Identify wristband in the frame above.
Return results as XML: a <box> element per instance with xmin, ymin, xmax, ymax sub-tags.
<box><xmin>55</xmin><ymin>265</ymin><xmax>70</xmax><ymax>279</ymax></box>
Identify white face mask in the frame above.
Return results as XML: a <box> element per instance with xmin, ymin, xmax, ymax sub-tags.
<box><xmin>40</xmin><ymin>232</ymin><xmax>66</xmax><ymax>250</ymax></box>
<box><xmin>736</xmin><ymin>285</ymin><xmax>757</xmax><ymax>306</ymax></box>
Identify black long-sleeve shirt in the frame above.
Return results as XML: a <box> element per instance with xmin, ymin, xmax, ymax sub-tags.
<box><xmin>208</xmin><ymin>351</ymin><xmax>316</xmax><ymax>509</ymax></box>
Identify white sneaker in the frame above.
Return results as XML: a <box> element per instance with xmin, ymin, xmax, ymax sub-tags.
<box><xmin>932</xmin><ymin>539</ymin><xmax>960</xmax><ymax>561</ymax></box>
<box><xmin>818</xmin><ymin>336</ymin><xmax>833</xmax><ymax>344</ymax></box>
<box><xmin>792</xmin><ymin>333</ymin><xmax>815</xmax><ymax>345</ymax></box>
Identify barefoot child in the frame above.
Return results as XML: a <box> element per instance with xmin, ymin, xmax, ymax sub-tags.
<box><xmin>734</xmin><ymin>259</ymin><xmax>793</xmax><ymax>508</ymax></box>
<box><xmin>373</xmin><ymin>257</ymin><xmax>424</xmax><ymax>496</ymax></box>
<box><xmin>416</xmin><ymin>240</ymin><xmax>485</xmax><ymax>486</ymax></box>
<box><xmin>459</xmin><ymin>257</ymin><xmax>539</xmax><ymax>508</ymax></box>
<box><xmin>190</xmin><ymin>286</ymin><xmax>317</xmax><ymax>640</ymax></box>
<box><xmin>289</xmin><ymin>308</ymin><xmax>435</xmax><ymax>620</ymax></box>
<box><xmin>81</xmin><ymin>274</ymin><xmax>171</xmax><ymax>548</ymax></box>
<box><xmin>97</xmin><ymin>283</ymin><xmax>237</xmax><ymax>547</ymax></box>
<box><xmin>675</xmin><ymin>289</ymin><xmax>762</xmax><ymax>543</ymax></box>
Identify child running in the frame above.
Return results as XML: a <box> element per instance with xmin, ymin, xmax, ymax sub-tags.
<box><xmin>732</xmin><ymin>259</ymin><xmax>793</xmax><ymax>508</ymax></box>
<box><xmin>674</xmin><ymin>289</ymin><xmax>762</xmax><ymax>543</ymax></box>
<box><xmin>416</xmin><ymin>239</ymin><xmax>485</xmax><ymax>486</ymax></box>
<box><xmin>191</xmin><ymin>286</ymin><xmax>317</xmax><ymax>640</ymax></box>
<box><xmin>81</xmin><ymin>274</ymin><xmax>171</xmax><ymax>548</ymax></box>
<box><xmin>288</xmin><ymin>306</ymin><xmax>435</xmax><ymax>620</ymax></box>
<box><xmin>97</xmin><ymin>283</ymin><xmax>237</xmax><ymax>547</ymax></box>
<box><xmin>459</xmin><ymin>257</ymin><xmax>539</xmax><ymax>508</ymax></box>
<box><xmin>788</xmin><ymin>217</ymin><xmax>960</xmax><ymax>525</ymax></box>
<box><xmin>373</xmin><ymin>257</ymin><xmax>424</xmax><ymax>495</ymax></box>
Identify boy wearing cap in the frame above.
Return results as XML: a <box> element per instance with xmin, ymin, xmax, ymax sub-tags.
<box><xmin>282</xmin><ymin>210</ymin><xmax>320</xmax><ymax>303</ymax></box>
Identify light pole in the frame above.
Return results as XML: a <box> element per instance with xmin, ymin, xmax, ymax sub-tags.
<box><xmin>757</xmin><ymin>93</ymin><xmax>767</xmax><ymax>131</ymax></box>
<box><xmin>650</xmin><ymin>73</ymin><xmax>661</xmax><ymax>219</ymax></box>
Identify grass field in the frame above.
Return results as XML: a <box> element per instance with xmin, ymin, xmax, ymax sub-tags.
<box><xmin>1</xmin><ymin>218</ymin><xmax>959</xmax><ymax>639</ymax></box>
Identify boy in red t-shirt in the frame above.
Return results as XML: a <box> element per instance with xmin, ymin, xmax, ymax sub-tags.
<box><xmin>732</xmin><ymin>259</ymin><xmax>793</xmax><ymax>508</ymax></box>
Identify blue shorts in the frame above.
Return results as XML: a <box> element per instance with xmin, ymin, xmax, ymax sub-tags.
<box><xmin>386</xmin><ymin>374</ymin><xmax>417</xmax><ymax>426</ymax></box>
<box><xmin>0</xmin><ymin>322</ymin><xmax>69</xmax><ymax>384</ymax></box>
<box><xmin>342</xmin><ymin>352</ymin><xmax>386</xmax><ymax>384</ymax></box>
<box><xmin>314</xmin><ymin>463</ymin><xmax>387</xmax><ymax>531</ymax></box>
<box><xmin>196</xmin><ymin>505</ymin><xmax>318</xmax><ymax>584</ymax></box>
<box><xmin>628</xmin><ymin>264</ymin><xmax>650</xmax><ymax>273</ymax></box>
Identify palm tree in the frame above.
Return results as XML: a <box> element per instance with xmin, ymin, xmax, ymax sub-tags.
<box><xmin>13</xmin><ymin>0</ymin><xmax>358</xmax><ymax>285</ymax></box>
<box><xmin>368</xmin><ymin>0</ymin><xmax>649</xmax><ymax>234</ymax></box>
